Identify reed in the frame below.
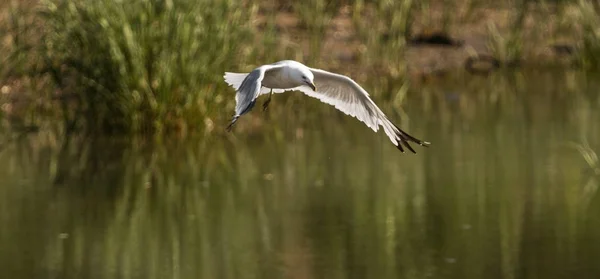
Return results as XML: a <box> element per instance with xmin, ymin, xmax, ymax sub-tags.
<box><xmin>28</xmin><ymin>0</ymin><xmax>262</xmax><ymax>134</ymax></box>
<box><xmin>3</xmin><ymin>0</ymin><xmax>600</xmax><ymax>135</ymax></box>
<box><xmin>575</xmin><ymin>0</ymin><xmax>600</xmax><ymax>69</ymax></box>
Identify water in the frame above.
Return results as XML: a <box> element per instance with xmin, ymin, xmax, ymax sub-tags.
<box><xmin>1</xmin><ymin>71</ymin><xmax>599</xmax><ymax>279</ymax></box>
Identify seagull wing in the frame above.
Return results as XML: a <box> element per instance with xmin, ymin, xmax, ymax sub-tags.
<box><xmin>223</xmin><ymin>72</ymin><xmax>248</xmax><ymax>91</ymax></box>
<box><xmin>226</xmin><ymin>65</ymin><xmax>283</xmax><ymax>117</ymax></box>
<box><xmin>297</xmin><ymin>68</ymin><xmax>430</xmax><ymax>152</ymax></box>
<box><xmin>224</xmin><ymin>72</ymin><xmax>287</xmax><ymax>94</ymax></box>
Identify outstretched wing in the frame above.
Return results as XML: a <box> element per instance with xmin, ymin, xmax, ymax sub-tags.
<box><xmin>297</xmin><ymin>68</ymin><xmax>430</xmax><ymax>152</ymax></box>
<box><xmin>224</xmin><ymin>65</ymin><xmax>283</xmax><ymax>117</ymax></box>
<box><xmin>224</xmin><ymin>72</ymin><xmax>289</xmax><ymax>95</ymax></box>
<box><xmin>223</xmin><ymin>72</ymin><xmax>248</xmax><ymax>91</ymax></box>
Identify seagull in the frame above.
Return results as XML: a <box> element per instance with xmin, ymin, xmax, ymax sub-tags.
<box><xmin>223</xmin><ymin>60</ymin><xmax>430</xmax><ymax>153</ymax></box>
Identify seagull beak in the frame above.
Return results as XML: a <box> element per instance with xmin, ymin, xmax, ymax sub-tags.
<box><xmin>306</xmin><ymin>81</ymin><xmax>317</xmax><ymax>91</ymax></box>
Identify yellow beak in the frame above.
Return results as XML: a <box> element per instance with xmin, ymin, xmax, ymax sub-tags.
<box><xmin>307</xmin><ymin>81</ymin><xmax>317</xmax><ymax>91</ymax></box>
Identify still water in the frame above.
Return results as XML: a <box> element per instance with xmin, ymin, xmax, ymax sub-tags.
<box><xmin>1</xmin><ymin>71</ymin><xmax>600</xmax><ymax>279</ymax></box>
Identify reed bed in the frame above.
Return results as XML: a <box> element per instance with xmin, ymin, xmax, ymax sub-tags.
<box><xmin>1</xmin><ymin>0</ymin><xmax>600</xmax><ymax>135</ymax></box>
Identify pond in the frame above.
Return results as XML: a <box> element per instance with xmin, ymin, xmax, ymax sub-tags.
<box><xmin>1</xmin><ymin>70</ymin><xmax>599</xmax><ymax>279</ymax></box>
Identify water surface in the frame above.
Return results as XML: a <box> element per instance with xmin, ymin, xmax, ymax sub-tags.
<box><xmin>1</xmin><ymin>70</ymin><xmax>599</xmax><ymax>279</ymax></box>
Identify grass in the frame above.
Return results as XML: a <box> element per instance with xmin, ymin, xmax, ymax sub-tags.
<box><xmin>575</xmin><ymin>0</ymin><xmax>600</xmax><ymax>69</ymax></box>
<box><xmin>485</xmin><ymin>2</ymin><xmax>526</xmax><ymax>67</ymax></box>
<box><xmin>30</xmin><ymin>0</ymin><xmax>262</xmax><ymax>134</ymax></box>
<box><xmin>568</xmin><ymin>140</ymin><xmax>600</xmax><ymax>206</ymax></box>
<box><xmin>2</xmin><ymin>0</ymin><xmax>600</xmax><ymax>136</ymax></box>
<box><xmin>570</xmin><ymin>141</ymin><xmax>599</xmax><ymax>174</ymax></box>
<box><xmin>2</xmin><ymin>2</ymin><xmax>600</xmax><ymax>277</ymax></box>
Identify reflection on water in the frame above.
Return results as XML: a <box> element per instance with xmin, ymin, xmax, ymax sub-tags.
<box><xmin>1</xmin><ymin>71</ymin><xmax>600</xmax><ymax>279</ymax></box>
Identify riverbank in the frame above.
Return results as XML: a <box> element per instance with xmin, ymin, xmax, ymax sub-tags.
<box><xmin>0</xmin><ymin>0</ymin><xmax>597</xmax><ymax>135</ymax></box>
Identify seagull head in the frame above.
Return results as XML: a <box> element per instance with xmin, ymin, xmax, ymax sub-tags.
<box><xmin>294</xmin><ymin>68</ymin><xmax>316</xmax><ymax>91</ymax></box>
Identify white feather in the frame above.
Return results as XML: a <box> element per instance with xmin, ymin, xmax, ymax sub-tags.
<box><xmin>223</xmin><ymin>60</ymin><xmax>430</xmax><ymax>152</ymax></box>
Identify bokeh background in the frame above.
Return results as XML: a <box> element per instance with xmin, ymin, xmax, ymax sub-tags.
<box><xmin>1</xmin><ymin>1</ymin><xmax>599</xmax><ymax>278</ymax></box>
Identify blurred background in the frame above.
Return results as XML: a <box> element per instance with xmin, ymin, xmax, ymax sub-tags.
<box><xmin>1</xmin><ymin>0</ymin><xmax>599</xmax><ymax>278</ymax></box>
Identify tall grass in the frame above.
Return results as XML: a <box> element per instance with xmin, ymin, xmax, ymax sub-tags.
<box><xmin>486</xmin><ymin>20</ymin><xmax>523</xmax><ymax>67</ymax></box>
<box><xmin>354</xmin><ymin>0</ymin><xmax>416</xmax><ymax>76</ymax></box>
<box><xmin>31</xmin><ymin>0</ymin><xmax>261</xmax><ymax>134</ymax></box>
<box><xmin>4</xmin><ymin>0</ymin><xmax>600</xmax><ymax>136</ymax></box>
<box><xmin>5</xmin><ymin>0</ymin><xmax>424</xmax><ymax>135</ymax></box>
<box><xmin>575</xmin><ymin>0</ymin><xmax>600</xmax><ymax>69</ymax></box>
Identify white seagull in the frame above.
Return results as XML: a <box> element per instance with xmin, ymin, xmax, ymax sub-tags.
<box><xmin>223</xmin><ymin>60</ymin><xmax>430</xmax><ymax>153</ymax></box>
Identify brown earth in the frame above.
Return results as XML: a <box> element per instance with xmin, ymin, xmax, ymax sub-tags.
<box><xmin>0</xmin><ymin>1</ymin><xmax>585</xmax><ymax>125</ymax></box>
<box><xmin>255</xmin><ymin>2</ymin><xmax>581</xmax><ymax>82</ymax></box>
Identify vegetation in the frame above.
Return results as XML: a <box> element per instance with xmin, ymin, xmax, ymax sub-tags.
<box><xmin>2</xmin><ymin>2</ymin><xmax>600</xmax><ymax>278</ymax></box>
<box><xmin>4</xmin><ymin>0</ymin><xmax>265</xmax><ymax>134</ymax></box>
<box><xmin>576</xmin><ymin>0</ymin><xmax>600</xmax><ymax>68</ymax></box>
<box><xmin>1</xmin><ymin>0</ymin><xmax>600</xmax><ymax>135</ymax></box>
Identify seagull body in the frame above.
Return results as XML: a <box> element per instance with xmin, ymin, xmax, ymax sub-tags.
<box><xmin>223</xmin><ymin>60</ymin><xmax>430</xmax><ymax>153</ymax></box>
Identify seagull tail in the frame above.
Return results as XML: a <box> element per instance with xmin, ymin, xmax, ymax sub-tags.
<box><xmin>226</xmin><ymin>116</ymin><xmax>240</xmax><ymax>132</ymax></box>
<box><xmin>393</xmin><ymin>124</ymin><xmax>430</xmax><ymax>153</ymax></box>
<box><xmin>227</xmin><ymin>99</ymin><xmax>257</xmax><ymax>132</ymax></box>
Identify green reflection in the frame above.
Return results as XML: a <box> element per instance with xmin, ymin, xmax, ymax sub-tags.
<box><xmin>1</xmin><ymin>71</ymin><xmax>600</xmax><ymax>279</ymax></box>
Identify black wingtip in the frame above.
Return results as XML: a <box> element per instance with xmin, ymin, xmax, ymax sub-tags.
<box><xmin>393</xmin><ymin>124</ymin><xmax>430</xmax><ymax>153</ymax></box>
<box><xmin>396</xmin><ymin>141</ymin><xmax>405</xmax><ymax>153</ymax></box>
<box><xmin>403</xmin><ymin>139</ymin><xmax>417</xmax><ymax>153</ymax></box>
<box><xmin>395</xmin><ymin>139</ymin><xmax>416</xmax><ymax>154</ymax></box>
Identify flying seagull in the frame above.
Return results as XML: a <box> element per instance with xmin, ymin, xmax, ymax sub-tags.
<box><xmin>223</xmin><ymin>60</ymin><xmax>430</xmax><ymax>153</ymax></box>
